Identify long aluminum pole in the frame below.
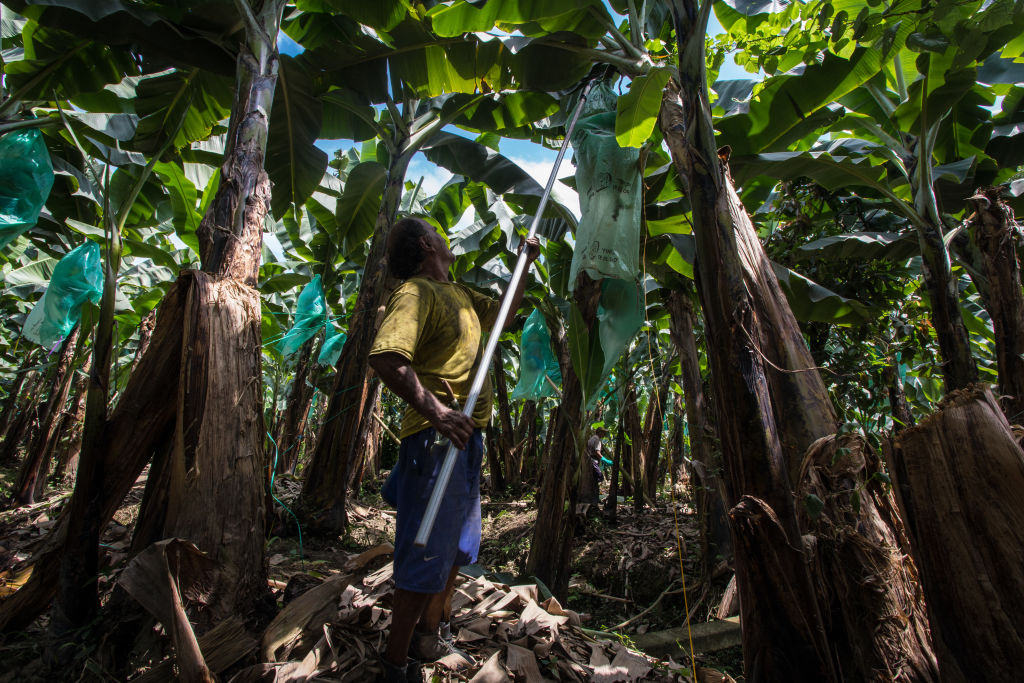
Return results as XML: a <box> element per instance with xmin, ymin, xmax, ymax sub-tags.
<box><xmin>414</xmin><ymin>80</ymin><xmax>597</xmax><ymax>547</ymax></box>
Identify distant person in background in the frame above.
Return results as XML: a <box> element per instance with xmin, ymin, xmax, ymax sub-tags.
<box><xmin>582</xmin><ymin>427</ymin><xmax>608</xmax><ymax>509</ymax></box>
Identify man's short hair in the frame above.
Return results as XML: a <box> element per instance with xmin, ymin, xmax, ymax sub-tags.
<box><xmin>387</xmin><ymin>217</ymin><xmax>430</xmax><ymax>280</ymax></box>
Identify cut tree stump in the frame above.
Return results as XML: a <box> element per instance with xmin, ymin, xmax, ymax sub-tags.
<box><xmin>797</xmin><ymin>434</ymin><xmax>938</xmax><ymax>682</ymax></box>
<box><xmin>886</xmin><ymin>385</ymin><xmax>1024</xmax><ymax>682</ymax></box>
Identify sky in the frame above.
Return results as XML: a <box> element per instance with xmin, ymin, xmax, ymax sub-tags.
<box><xmin>279</xmin><ymin>7</ymin><xmax>750</xmax><ymax>231</ymax></box>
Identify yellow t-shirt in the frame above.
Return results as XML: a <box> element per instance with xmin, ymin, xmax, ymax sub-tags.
<box><xmin>369</xmin><ymin>277</ymin><xmax>499</xmax><ymax>438</ymax></box>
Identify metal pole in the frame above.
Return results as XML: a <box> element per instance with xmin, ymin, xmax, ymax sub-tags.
<box><xmin>415</xmin><ymin>79</ymin><xmax>598</xmax><ymax>547</ymax></box>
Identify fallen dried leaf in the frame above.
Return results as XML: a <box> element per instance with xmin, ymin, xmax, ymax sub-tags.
<box><xmin>506</xmin><ymin>643</ymin><xmax>544</xmax><ymax>683</ymax></box>
<box><xmin>468</xmin><ymin>651</ymin><xmax>510</xmax><ymax>683</ymax></box>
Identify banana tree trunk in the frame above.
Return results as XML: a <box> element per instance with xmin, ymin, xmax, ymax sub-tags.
<box><xmin>13</xmin><ymin>327</ymin><xmax>80</xmax><ymax>506</ymax></box>
<box><xmin>969</xmin><ymin>187</ymin><xmax>1024</xmax><ymax>421</ymax></box>
<box><xmin>641</xmin><ymin>358</ymin><xmax>672</xmax><ymax>500</ymax></box>
<box><xmin>797</xmin><ymin>435</ymin><xmax>938</xmax><ymax>681</ymax></box>
<box><xmin>0</xmin><ymin>278</ymin><xmax>185</xmax><ymax>634</ymax></box>
<box><xmin>0</xmin><ymin>362</ymin><xmax>46</xmax><ymax>467</ymax></box>
<box><xmin>153</xmin><ymin>9</ymin><xmax>282</xmax><ymax>628</ymax></box>
<box><xmin>886</xmin><ymin>385</ymin><xmax>1024</xmax><ymax>680</ymax></box>
<box><xmin>660</xmin><ymin>7</ymin><xmax>837</xmax><ymax>673</ymax></box>
<box><xmin>274</xmin><ymin>337</ymin><xmax>320</xmax><ymax>475</ymax></box>
<box><xmin>347</xmin><ymin>378</ymin><xmax>383</xmax><ymax>490</ymax></box>
<box><xmin>130</xmin><ymin>309</ymin><xmax>156</xmax><ymax>375</ymax></box>
<box><xmin>509</xmin><ymin>399</ymin><xmax>535</xmax><ymax>491</ymax></box>
<box><xmin>535</xmin><ymin>404</ymin><xmax>558</xmax><ymax>487</ymax></box>
<box><xmin>0</xmin><ymin>351</ymin><xmax>36</xmax><ymax>443</ymax></box>
<box><xmin>605</xmin><ymin>417</ymin><xmax>623</xmax><ymax>524</ymax></box>
<box><xmin>917</xmin><ymin>220</ymin><xmax>978</xmax><ymax>392</ymax></box>
<box><xmin>731</xmin><ymin>180</ymin><xmax>838</xmax><ymax>481</ymax></box>
<box><xmin>51</xmin><ymin>1</ymin><xmax>283</xmax><ymax>638</ymax></box>
<box><xmin>491</xmin><ymin>350</ymin><xmax>513</xmax><ymax>494</ymax></box>
<box><xmin>526</xmin><ymin>273</ymin><xmax>601</xmax><ymax>599</ymax></box>
<box><xmin>624</xmin><ymin>383</ymin><xmax>643</xmax><ymax>509</ymax></box>
<box><xmin>52</xmin><ymin>355</ymin><xmax>90</xmax><ymax>485</ymax></box>
<box><xmin>883</xmin><ymin>364</ymin><xmax>915</xmax><ymax>434</ymax></box>
<box><xmin>668</xmin><ymin>393</ymin><xmax>684</xmax><ymax>487</ymax></box>
<box><xmin>301</xmin><ymin>149</ymin><xmax>412</xmax><ymax>531</ymax></box>
<box><xmin>665</xmin><ymin>287</ymin><xmax>732</xmax><ymax>573</ymax></box>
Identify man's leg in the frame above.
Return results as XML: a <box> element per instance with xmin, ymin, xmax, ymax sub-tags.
<box><xmin>417</xmin><ymin>564</ymin><xmax>461</xmax><ymax>633</ymax></box>
<box><xmin>384</xmin><ymin>588</ymin><xmax>433</xmax><ymax>666</ymax></box>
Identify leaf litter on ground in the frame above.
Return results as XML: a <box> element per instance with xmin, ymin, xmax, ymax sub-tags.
<box><xmin>225</xmin><ymin>542</ymin><xmax>699</xmax><ymax>683</ymax></box>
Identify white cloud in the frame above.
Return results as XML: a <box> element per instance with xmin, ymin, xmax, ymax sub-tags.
<box><xmin>506</xmin><ymin>154</ymin><xmax>581</xmax><ymax>220</ymax></box>
<box><xmin>406</xmin><ymin>156</ymin><xmax>455</xmax><ymax>198</ymax></box>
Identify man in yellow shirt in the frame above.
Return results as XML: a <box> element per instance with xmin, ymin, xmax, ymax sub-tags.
<box><xmin>370</xmin><ymin>216</ymin><xmax>539</xmax><ymax>681</ymax></box>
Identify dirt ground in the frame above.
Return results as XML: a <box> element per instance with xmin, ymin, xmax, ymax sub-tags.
<box><xmin>0</xmin><ymin>467</ymin><xmax>743</xmax><ymax>680</ymax></box>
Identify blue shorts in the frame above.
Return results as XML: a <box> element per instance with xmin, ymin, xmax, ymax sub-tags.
<box><xmin>386</xmin><ymin>428</ymin><xmax>483</xmax><ymax>594</ymax></box>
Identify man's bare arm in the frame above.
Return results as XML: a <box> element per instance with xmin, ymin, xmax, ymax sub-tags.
<box><xmin>500</xmin><ymin>236</ymin><xmax>542</xmax><ymax>330</ymax></box>
<box><xmin>369</xmin><ymin>351</ymin><xmax>474</xmax><ymax>449</ymax></box>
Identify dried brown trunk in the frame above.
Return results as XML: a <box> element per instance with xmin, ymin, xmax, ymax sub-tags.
<box><xmin>50</xmin><ymin>4</ymin><xmax>282</xmax><ymax>637</ymax></box>
<box><xmin>483</xmin><ymin>433</ymin><xmax>505</xmax><ymax>494</ymax></box>
<box><xmin>660</xmin><ymin>43</ymin><xmax>836</xmax><ymax>679</ymax></box>
<box><xmin>348</xmin><ymin>378</ymin><xmax>383</xmax><ymax>490</ymax></box>
<box><xmin>797</xmin><ymin>435</ymin><xmax>938</xmax><ymax>681</ymax></box>
<box><xmin>0</xmin><ymin>278</ymin><xmax>184</xmax><ymax>634</ymax></box>
<box><xmin>301</xmin><ymin>151</ymin><xmax>412</xmax><ymax>531</ymax></box>
<box><xmin>577</xmin><ymin>432</ymin><xmax>598</xmax><ymax>510</ymax></box>
<box><xmin>969</xmin><ymin>188</ymin><xmax>1024</xmax><ymax>422</ymax></box>
<box><xmin>733</xmin><ymin>191</ymin><xmax>838</xmax><ymax>481</ymax></box>
<box><xmin>886</xmin><ymin>385</ymin><xmax>1024</xmax><ymax>681</ymax></box>
<box><xmin>274</xmin><ymin>337</ymin><xmax>319</xmax><ymax>475</ymax></box>
<box><xmin>525</xmin><ymin>273</ymin><xmax>601</xmax><ymax>599</ymax></box>
<box><xmin>13</xmin><ymin>327</ymin><xmax>80</xmax><ymax>506</ymax></box>
<box><xmin>728</xmin><ymin>496</ymin><xmax>840</xmax><ymax>680</ymax></box>
<box><xmin>162</xmin><ymin>273</ymin><xmax>267</xmax><ymax>627</ymax></box>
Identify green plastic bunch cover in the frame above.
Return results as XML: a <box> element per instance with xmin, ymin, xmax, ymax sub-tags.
<box><xmin>22</xmin><ymin>241</ymin><xmax>103</xmax><ymax>348</ymax></box>
<box><xmin>318</xmin><ymin>324</ymin><xmax>346</xmax><ymax>366</ymax></box>
<box><xmin>511</xmin><ymin>308</ymin><xmax>562</xmax><ymax>401</ymax></box>
<box><xmin>568</xmin><ymin>82</ymin><xmax>642</xmax><ymax>287</ymax></box>
<box><xmin>279</xmin><ymin>275</ymin><xmax>325</xmax><ymax>357</ymax></box>
<box><xmin>0</xmin><ymin>128</ymin><xmax>55</xmax><ymax>250</ymax></box>
<box><xmin>590</xmin><ymin>278</ymin><xmax>644</xmax><ymax>408</ymax></box>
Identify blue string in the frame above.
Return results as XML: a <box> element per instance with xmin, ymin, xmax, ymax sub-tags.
<box><xmin>267</xmin><ymin>430</ymin><xmax>304</xmax><ymax>568</ymax></box>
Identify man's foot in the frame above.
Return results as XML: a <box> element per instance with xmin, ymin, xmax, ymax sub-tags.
<box><xmin>378</xmin><ymin>657</ymin><xmax>422</xmax><ymax>682</ymax></box>
<box><xmin>409</xmin><ymin>624</ymin><xmax>474</xmax><ymax>668</ymax></box>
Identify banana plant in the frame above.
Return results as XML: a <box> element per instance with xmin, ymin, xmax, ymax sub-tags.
<box><xmin>726</xmin><ymin>0</ymin><xmax>1024</xmax><ymax>392</ymax></box>
<box><xmin>291</xmin><ymin>1</ymin><xmax>583</xmax><ymax>529</ymax></box>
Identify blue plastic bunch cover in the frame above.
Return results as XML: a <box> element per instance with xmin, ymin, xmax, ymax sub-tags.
<box><xmin>318</xmin><ymin>324</ymin><xmax>346</xmax><ymax>366</ymax></box>
<box><xmin>22</xmin><ymin>241</ymin><xmax>103</xmax><ymax>348</ymax></box>
<box><xmin>0</xmin><ymin>128</ymin><xmax>55</xmax><ymax>250</ymax></box>
<box><xmin>511</xmin><ymin>308</ymin><xmax>562</xmax><ymax>401</ymax></box>
<box><xmin>278</xmin><ymin>275</ymin><xmax>326</xmax><ymax>357</ymax></box>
